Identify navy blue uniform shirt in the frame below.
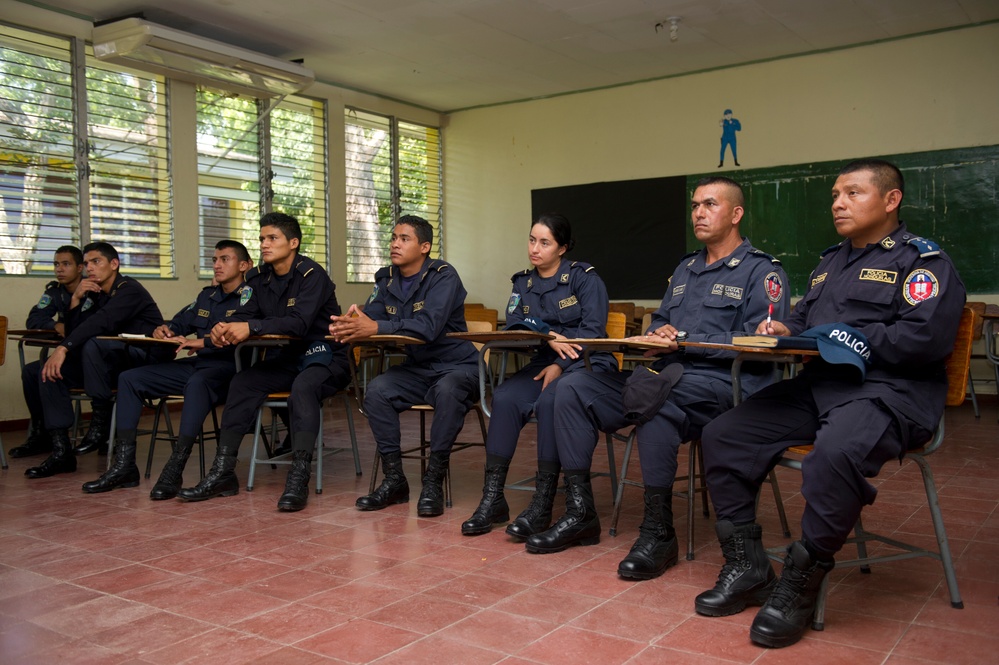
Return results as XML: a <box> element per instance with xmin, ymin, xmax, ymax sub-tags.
<box><xmin>646</xmin><ymin>237</ymin><xmax>790</xmax><ymax>396</ymax></box>
<box><xmin>506</xmin><ymin>258</ymin><xmax>615</xmax><ymax>371</ymax></box>
<box><xmin>364</xmin><ymin>258</ymin><xmax>477</xmax><ymax>368</ymax></box>
<box><xmin>61</xmin><ymin>275</ymin><xmax>164</xmax><ymax>352</ymax></box>
<box><xmin>26</xmin><ymin>281</ymin><xmax>74</xmax><ymax>330</ymax></box>
<box><xmin>168</xmin><ymin>282</ymin><xmax>251</xmax><ymax>357</ymax></box>
<box><xmin>787</xmin><ymin>222</ymin><xmax>966</xmax><ymax>431</ymax></box>
<box><xmin>216</xmin><ymin>254</ymin><xmax>348</xmax><ymax>360</ymax></box>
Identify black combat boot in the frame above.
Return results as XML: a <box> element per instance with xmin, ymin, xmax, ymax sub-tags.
<box><xmin>177</xmin><ymin>435</ymin><xmax>241</xmax><ymax>502</ymax></box>
<box><xmin>506</xmin><ymin>461</ymin><xmax>560</xmax><ymax>539</ymax></box>
<box><xmin>695</xmin><ymin>520</ymin><xmax>777</xmax><ymax>617</ymax></box>
<box><xmin>525</xmin><ymin>471</ymin><xmax>601</xmax><ymax>553</ymax></box>
<box><xmin>356</xmin><ymin>451</ymin><xmax>409</xmax><ymax>510</ymax></box>
<box><xmin>82</xmin><ymin>433</ymin><xmax>140</xmax><ymax>493</ymax></box>
<box><xmin>9</xmin><ymin>420</ymin><xmax>52</xmax><ymax>458</ymax></box>
<box><xmin>417</xmin><ymin>451</ymin><xmax>450</xmax><ymax>517</ymax></box>
<box><xmin>74</xmin><ymin>402</ymin><xmax>113</xmax><ymax>455</ymax></box>
<box><xmin>149</xmin><ymin>435</ymin><xmax>195</xmax><ymax>500</ymax></box>
<box><xmin>617</xmin><ymin>486</ymin><xmax>679</xmax><ymax>580</ymax></box>
<box><xmin>461</xmin><ymin>455</ymin><xmax>511</xmax><ymax>535</ymax></box>
<box><xmin>277</xmin><ymin>450</ymin><xmax>313</xmax><ymax>512</ymax></box>
<box><xmin>25</xmin><ymin>429</ymin><xmax>77</xmax><ymax>478</ymax></box>
<box><xmin>749</xmin><ymin>540</ymin><xmax>834</xmax><ymax>648</ymax></box>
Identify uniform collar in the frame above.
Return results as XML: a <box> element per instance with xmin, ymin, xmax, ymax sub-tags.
<box><xmin>386</xmin><ymin>258</ymin><xmax>433</xmax><ymax>300</ymax></box>
<box><xmin>528</xmin><ymin>258</ymin><xmax>570</xmax><ymax>294</ymax></box>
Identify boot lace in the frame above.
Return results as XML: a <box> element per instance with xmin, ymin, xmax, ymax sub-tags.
<box><xmin>766</xmin><ymin>561</ymin><xmax>812</xmax><ymax>612</ymax></box>
<box><xmin>716</xmin><ymin>534</ymin><xmax>750</xmax><ymax>586</ymax></box>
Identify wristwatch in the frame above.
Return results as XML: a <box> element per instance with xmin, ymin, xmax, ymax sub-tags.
<box><xmin>675</xmin><ymin>330</ymin><xmax>688</xmax><ymax>354</ymax></box>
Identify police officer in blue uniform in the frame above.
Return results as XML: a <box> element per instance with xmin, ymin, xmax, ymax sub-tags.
<box><xmin>178</xmin><ymin>214</ymin><xmax>350</xmax><ymax>513</ymax></box>
<box><xmin>12</xmin><ymin>245</ymin><xmax>84</xmax><ymax>459</ymax></box>
<box><xmin>461</xmin><ymin>213</ymin><xmax>616</xmax><ymax>536</ymax></box>
<box><xmin>80</xmin><ymin>240</ymin><xmax>253</xmax><ymax>497</ymax></box>
<box><xmin>330</xmin><ymin>215</ymin><xmax>479</xmax><ymax>518</ymax></box>
<box><xmin>26</xmin><ymin>242</ymin><xmax>166</xmax><ymax>479</ymax></box>
<box><xmin>695</xmin><ymin>160</ymin><xmax>966</xmax><ymax>649</ymax></box>
<box><xmin>523</xmin><ymin>178</ymin><xmax>789</xmax><ymax>566</ymax></box>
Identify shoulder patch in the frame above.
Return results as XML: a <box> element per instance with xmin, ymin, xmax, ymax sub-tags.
<box><xmin>906</xmin><ymin>236</ymin><xmax>941</xmax><ymax>257</ymax></box>
<box><xmin>366</xmin><ymin>284</ymin><xmax>379</xmax><ymax>305</ymax></box>
<box><xmin>764</xmin><ymin>272</ymin><xmax>784</xmax><ymax>303</ymax></box>
<box><xmin>185</xmin><ymin>299</ymin><xmax>197</xmax><ymax>311</ymax></box>
<box><xmin>37</xmin><ymin>294</ymin><xmax>52</xmax><ymax>309</ymax></box>
<box><xmin>903</xmin><ymin>268</ymin><xmax>940</xmax><ymax>305</ymax></box>
<box><xmin>239</xmin><ymin>286</ymin><xmax>252</xmax><ymax>306</ymax></box>
<box><xmin>507</xmin><ymin>292</ymin><xmax>521</xmax><ymax>315</ymax></box>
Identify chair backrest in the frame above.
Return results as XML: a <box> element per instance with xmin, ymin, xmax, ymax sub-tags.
<box><xmin>465</xmin><ymin>307</ymin><xmax>498</xmax><ymax>331</ymax></box>
<box><xmin>945</xmin><ymin>305</ymin><xmax>975</xmax><ymax>407</ymax></box>
<box><xmin>608</xmin><ymin>302</ymin><xmax>636</xmax><ymax>324</ymax></box>
<box><xmin>966</xmin><ymin>301</ymin><xmax>986</xmax><ymax>341</ymax></box>
<box><xmin>607</xmin><ymin>310</ymin><xmax>627</xmax><ymax>369</ymax></box>
<box><xmin>0</xmin><ymin>315</ymin><xmax>7</xmax><ymax>367</ymax></box>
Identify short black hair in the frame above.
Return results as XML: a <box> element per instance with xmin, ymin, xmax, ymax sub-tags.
<box><xmin>839</xmin><ymin>159</ymin><xmax>905</xmax><ymax>197</ymax></box>
<box><xmin>259</xmin><ymin>212</ymin><xmax>302</xmax><ymax>245</ymax></box>
<box><xmin>83</xmin><ymin>241</ymin><xmax>119</xmax><ymax>263</ymax></box>
<box><xmin>55</xmin><ymin>245</ymin><xmax>83</xmax><ymax>265</ymax></box>
<box><xmin>215</xmin><ymin>239</ymin><xmax>251</xmax><ymax>263</ymax></box>
<box><xmin>532</xmin><ymin>213</ymin><xmax>575</xmax><ymax>252</ymax></box>
<box><xmin>397</xmin><ymin>215</ymin><xmax>433</xmax><ymax>246</ymax></box>
<box><xmin>694</xmin><ymin>176</ymin><xmax>745</xmax><ymax>208</ymax></box>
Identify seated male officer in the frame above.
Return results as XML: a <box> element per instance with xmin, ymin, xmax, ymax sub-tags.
<box><xmin>12</xmin><ymin>245</ymin><xmax>84</xmax><ymax>458</ymax></box>
<box><xmin>695</xmin><ymin>159</ymin><xmax>966</xmax><ymax>648</ymax></box>
<box><xmin>329</xmin><ymin>214</ymin><xmax>478</xmax><ymax>518</ymax></box>
<box><xmin>179</xmin><ymin>213</ymin><xmax>350</xmax><ymax>512</ymax></box>
<box><xmin>27</xmin><ymin>242</ymin><xmax>166</xmax><ymax>478</ymax></box>
<box><xmin>80</xmin><ymin>240</ymin><xmax>252</xmax><ymax>497</ymax></box>
<box><xmin>523</xmin><ymin>178</ymin><xmax>789</xmax><ymax>569</ymax></box>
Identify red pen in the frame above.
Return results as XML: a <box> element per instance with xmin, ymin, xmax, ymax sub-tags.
<box><xmin>766</xmin><ymin>303</ymin><xmax>773</xmax><ymax>332</ymax></box>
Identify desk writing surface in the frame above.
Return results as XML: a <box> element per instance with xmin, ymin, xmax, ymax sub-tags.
<box><xmin>983</xmin><ymin>304</ymin><xmax>999</xmax><ymax>320</ymax></box>
<box><xmin>97</xmin><ymin>335</ymin><xmax>182</xmax><ymax>345</ymax></box>
<box><xmin>8</xmin><ymin>329</ymin><xmax>60</xmax><ymax>337</ymax></box>
<box><xmin>328</xmin><ymin>334</ymin><xmax>425</xmax><ymax>346</ymax></box>
<box><xmin>562</xmin><ymin>337</ymin><xmax>674</xmax><ymax>351</ymax></box>
<box><xmin>447</xmin><ymin>330</ymin><xmax>553</xmax><ymax>343</ymax></box>
<box><xmin>681</xmin><ymin>340</ymin><xmax>820</xmax><ymax>356</ymax></box>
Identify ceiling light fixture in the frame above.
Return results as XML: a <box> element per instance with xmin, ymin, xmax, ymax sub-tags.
<box><xmin>655</xmin><ymin>16</ymin><xmax>682</xmax><ymax>42</ymax></box>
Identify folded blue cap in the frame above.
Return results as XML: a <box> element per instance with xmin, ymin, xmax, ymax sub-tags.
<box><xmin>504</xmin><ymin>316</ymin><xmax>551</xmax><ymax>334</ymax></box>
<box><xmin>794</xmin><ymin>323</ymin><xmax>872</xmax><ymax>380</ymax></box>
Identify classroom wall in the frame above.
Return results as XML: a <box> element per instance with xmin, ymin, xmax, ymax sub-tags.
<box><xmin>442</xmin><ymin>23</ymin><xmax>999</xmax><ymax>313</ymax></box>
<box><xmin>0</xmin><ymin>1</ymin><xmax>439</xmax><ymax>424</ymax></box>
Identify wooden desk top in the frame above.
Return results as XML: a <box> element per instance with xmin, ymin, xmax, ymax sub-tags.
<box><xmin>97</xmin><ymin>335</ymin><xmax>183</xmax><ymax>345</ymax></box>
<box><xmin>447</xmin><ymin>330</ymin><xmax>553</xmax><ymax>343</ymax></box>
<box><xmin>8</xmin><ymin>329</ymin><xmax>60</xmax><ymax>337</ymax></box>
<box><xmin>982</xmin><ymin>304</ymin><xmax>999</xmax><ymax>320</ymax></box>
<box><xmin>329</xmin><ymin>334</ymin><xmax>425</xmax><ymax>346</ymax></box>
<box><xmin>564</xmin><ymin>337</ymin><xmax>821</xmax><ymax>356</ymax></box>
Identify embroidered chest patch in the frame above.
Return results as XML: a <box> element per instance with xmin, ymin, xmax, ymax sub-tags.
<box><xmin>413</xmin><ymin>301</ymin><xmax>424</xmax><ymax>312</ymax></box>
<box><xmin>860</xmin><ymin>269</ymin><xmax>897</xmax><ymax>285</ymax></box>
<box><xmin>197</xmin><ymin>309</ymin><xmax>210</xmax><ymax>318</ymax></box>
<box><xmin>558</xmin><ymin>295</ymin><xmax>578</xmax><ymax>309</ymax></box>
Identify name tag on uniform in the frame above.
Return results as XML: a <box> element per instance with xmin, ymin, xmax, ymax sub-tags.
<box><xmin>197</xmin><ymin>309</ymin><xmax>210</xmax><ymax>318</ymax></box>
<box><xmin>859</xmin><ymin>269</ymin><xmax>897</xmax><ymax>284</ymax></box>
<box><xmin>558</xmin><ymin>295</ymin><xmax>577</xmax><ymax>309</ymax></box>
<box><xmin>724</xmin><ymin>286</ymin><xmax>743</xmax><ymax>300</ymax></box>
<box><xmin>413</xmin><ymin>301</ymin><xmax>424</xmax><ymax>312</ymax></box>
<box><xmin>287</xmin><ymin>298</ymin><xmax>296</xmax><ymax>307</ymax></box>
<box><xmin>672</xmin><ymin>284</ymin><xmax>685</xmax><ymax>296</ymax></box>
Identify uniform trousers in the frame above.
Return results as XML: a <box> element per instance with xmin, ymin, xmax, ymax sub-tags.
<box><xmin>116</xmin><ymin>356</ymin><xmax>236</xmax><ymax>438</ymax></box>
<box><xmin>546</xmin><ymin>370</ymin><xmax>629</xmax><ymax>470</ymax></box>
<box><xmin>219</xmin><ymin>357</ymin><xmax>351</xmax><ymax>449</ymax></box>
<box><xmin>702</xmin><ymin>374</ymin><xmax>932</xmax><ymax>556</ymax></box>
<box><xmin>486</xmin><ymin>357</ymin><xmax>609</xmax><ymax>462</ymax></box>
<box><xmin>21</xmin><ymin>360</ymin><xmax>45</xmax><ymax>424</ymax></box>
<box><xmin>364</xmin><ymin>362</ymin><xmax>477</xmax><ymax>455</ymax></box>
<box><xmin>38</xmin><ymin>339</ymin><xmax>169</xmax><ymax>429</ymax></box>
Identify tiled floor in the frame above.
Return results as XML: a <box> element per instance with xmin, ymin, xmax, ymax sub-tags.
<box><xmin>1</xmin><ymin>399</ymin><xmax>997</xmax><ymax>664</ymax></box>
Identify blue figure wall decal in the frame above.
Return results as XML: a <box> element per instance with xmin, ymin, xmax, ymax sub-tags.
<box><xmin>719</xmin><ymin>109</ymin><xmax>741</xmax><ymax>168</ymax></box>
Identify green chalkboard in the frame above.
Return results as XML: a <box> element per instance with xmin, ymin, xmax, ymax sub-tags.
<box><xmin>689</xmin><ymin>145</ymin><xmax>999</xmax><ymax>295</ymax></box>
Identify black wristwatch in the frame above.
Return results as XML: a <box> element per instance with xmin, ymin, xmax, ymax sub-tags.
<box><xmin>675</xmin><ymin>330</ymin><xmax>688</xmax><ymax>354</ymax></box>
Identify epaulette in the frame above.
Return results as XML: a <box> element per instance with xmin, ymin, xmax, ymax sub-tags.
<box><xmin>748</xmin><ymin>248</ymin><xmax>782</xmax><ymax>265</ymax></box>
<box><xmin>511</xmin><ymin>268</ymin><xmax>532</xmax><ymax>283</ymax></box>
<box><xmin>820</xmin><ymin>243</ymin><xmax>841</xmax><ymax>257</ymax></box>
<box><xmin>431</xmin><ymin>260</ymin><xmax>451</xmax><ymax>273</ymax></box>
<box><xmin>244</xmin><ymin>266</ymin><xmax>261</xmax><ymax>280</ymax></box>
<box><xmin>681</xmin><ymin>250</ymin><xmax>699</xmax><ymax>260</ymax></box>
<box><xmin>201</xmin><ymin>283</ymin><xmax>216</xmax><ymax>291</ymax></box>
<box><xmin>569</xmin><ymin>260</ymin><xmax>595</xmax><ymax>273</ymax></box>
<box><xmin>905</xmin><ymin>236</ymin><xmax>941</xmax><ymax>257</ymax></box>
<box><xmin>295</xmin><ymin>258</ymin><xmax>315</xmax><ymax>277</ymax></box>
<box><xmin>374</xmin><ymin>265</ymin><xmax>393</xmax><ymax>281</ymax></box>
<box><xmin>45</xmin><ymin>280</ymin><xmax>59</xmax><ymax>290</ymax></box>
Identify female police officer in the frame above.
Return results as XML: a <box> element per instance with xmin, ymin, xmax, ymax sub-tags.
<box><xmin>461</xmin><ymin>213</ymin><xmax>616</xmax><ymax>536</ymax></box>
